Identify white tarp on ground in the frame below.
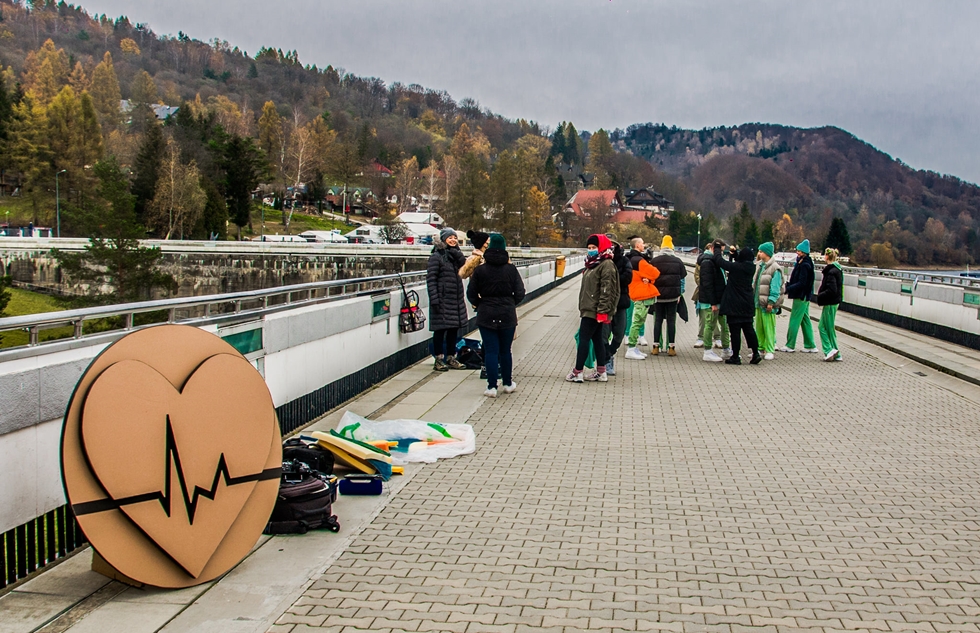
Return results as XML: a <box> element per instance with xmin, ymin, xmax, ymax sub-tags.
<box><xmin>335</xmin><ymin>411</ymin><xmax>476</xmax><ymax>464</ymax></box>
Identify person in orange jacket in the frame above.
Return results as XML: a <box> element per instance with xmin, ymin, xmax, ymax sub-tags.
<box><xmin>625</xmin><ymin>236</ymin><xmax>659</xmax><ymax>360</ymax></box>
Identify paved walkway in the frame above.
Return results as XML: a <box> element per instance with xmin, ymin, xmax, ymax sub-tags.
<box><xmin>270</xmin><ymin>285</ymin><xmax>980</xmax><ymax>633</ymax></box>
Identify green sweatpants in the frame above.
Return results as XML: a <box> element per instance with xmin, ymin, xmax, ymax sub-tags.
<box><xmin>697</xmin><ymin>307</ymin><xmax>722</xmax><ymax>342</ymax></box>
<box><xmin>702</xmin><ymin>310</ymin><xmax>731</xmax><ymax>348</ymax></box>
<box><xmin>627</xmin><ymin>299</ymin><xmax>654</xmax><ymax>347</ymax></box>
<box><xmin>785</xmin><ymin>299</ymin><xmax>816</xmax><ymax>350</ymax></box>
<box><xmin>819</xmin><ymin>304</ymin><xmax>840</xmax><ymax>358</ymax></box>
<box><xmin>755</xmin><ymin>307</ymin><xmax>776</xmax><ymax>353</ymax></box>
<box><xmin>625</xmin><ymin>301</ymin><xmax>646</xmax><ymax>342</ymax></box>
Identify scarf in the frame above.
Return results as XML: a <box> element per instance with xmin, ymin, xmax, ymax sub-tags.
<box><xmin>585</xmin><ymin>247</ymin><xmax>613</xmax><ymax>270</ymax></box>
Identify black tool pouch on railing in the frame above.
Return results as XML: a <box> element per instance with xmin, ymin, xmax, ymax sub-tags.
<box><xmin>397</xmin><ymin>275</ymin><xmax>426</xmax><ymax>333</ymax></box>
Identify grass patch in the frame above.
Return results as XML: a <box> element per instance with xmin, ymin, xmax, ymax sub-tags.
<box><xmin>1</xmin><ymin>287</ymin><xmax>73</xmax><ymax>348</ymax></box>
<box><xmin>0</xmin><ymin>195</ymin><xmax>56</xmax><ymax>227</ymax></box>
<box><xmin>243</xmin><ymin>207</ymin><xmax>354</xmax><ymax>238</ymax></box>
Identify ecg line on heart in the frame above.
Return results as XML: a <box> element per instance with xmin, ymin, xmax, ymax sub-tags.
<box><xmin>74</xmin><ymin>415</ymin><xmax>280</xmax><ymax>522</ymax></box>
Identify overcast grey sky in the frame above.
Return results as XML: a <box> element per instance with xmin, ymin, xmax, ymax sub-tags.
<box><xmin>82</xmin><ymin>0</ymin><xmax>980</xmax><ymax>184</ymax></box>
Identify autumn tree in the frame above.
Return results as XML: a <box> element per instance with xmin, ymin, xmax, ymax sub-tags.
<box><xmin>8</xmin><ymin>94</ymin><xmax>53</xmax><ymax>224</ymax></box>
<box><xmin>393</xmin><ymin>156</ymin><xmax>421</xmax><ymax>215</ymax></box>
<box><xmin>68</xmin><ymin>62</ymin><xmax>88</xmax><ymax>94</ymax></box>
<box><xmin>773</xmin><ymin>213</ymin><xmax>805</xmax><ymax>250</ymax></box>
<box><xmin>22</xmin><ymin>39</ymin><xmax>69</xmax><ymax>104</ymax></box>
<box><xmin>149</xmin><ymin>138</ymin><xmax>207</xmax><ymax>239</ymax></box>
<box><xmin>89</xmin><ymin>52</ymin><xmax>121</xmax><ymax>129</ymax></box>
<box><xmin>47</xmin><ymin>86</ymin><xmax>104</xmax><ymax>202</ymax></box>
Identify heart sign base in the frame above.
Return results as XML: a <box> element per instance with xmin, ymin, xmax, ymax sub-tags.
<box><xmin>61</xmin><ymin>325</ymin><xmax>282</xmax><ymax>588</ymax></box>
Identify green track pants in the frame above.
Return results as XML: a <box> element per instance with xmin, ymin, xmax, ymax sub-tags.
<box><xmin>819</xmin><ymin>304</ymin><xmax>840</xmax><ymax>358</ymax></box>
<box><xmin>785</xmin><ymin>299</ymin><xmax>816</xmax><ymax>350</ymax></box>
<box><xmin>755</xmin><ymin>307</ymin><xmax>776</xmax><ymax>354</ymax></box>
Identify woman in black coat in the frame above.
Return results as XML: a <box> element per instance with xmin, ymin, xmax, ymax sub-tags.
<box><xmin>467</xmin><ymin>234</ymin><xmax>526</xmax><ymax>396</ymax></box>
<box><xmin>427</xmin><ymin>228</ymin><xmax>469</xmax><ymax>371</ymax></box>
<box><xmin>713</xmin><ymin>246</ymin><xmax>762</xmax><ymax>365</ymax></box>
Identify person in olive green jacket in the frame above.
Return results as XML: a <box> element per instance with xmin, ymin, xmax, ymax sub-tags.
<box><xmin>567</xmin><ymin>234</ymin><xmax>620</xmax><ymax>383</ymax></box>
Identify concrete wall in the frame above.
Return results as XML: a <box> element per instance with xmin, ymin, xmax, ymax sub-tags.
<box><xmin>0</xmin><ymin>254</ymin><xmax>584</xmax><ymax>533</ymax></box>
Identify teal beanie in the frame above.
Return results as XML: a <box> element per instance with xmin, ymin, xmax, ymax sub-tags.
<box><xmin>758</xmin><ymin>241</ymin><xmax>775</xmax><ymax>257</ymax></box>
<box><xmin>796</xmin><ymin>239</ymin><xmax>810</xmax><ymax>254</ymax></box>
<box><xmin>488</xmin><ymin>233</ymin><xmax>506</xmax><ymax>250</ymax></box>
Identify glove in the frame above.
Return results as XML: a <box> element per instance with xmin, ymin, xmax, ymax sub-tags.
<box><xmin>596</xmin><ymin>313</ymin><xmax>611</xmax><ymax>324</ymax></box>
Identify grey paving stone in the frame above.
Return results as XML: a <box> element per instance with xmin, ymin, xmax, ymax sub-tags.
<box><xmin>273</xmin><ymin>284</ymin><xmax>980</xmax><ymax>631</ymax></box>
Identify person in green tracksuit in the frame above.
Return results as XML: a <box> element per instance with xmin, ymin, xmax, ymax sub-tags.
<box><xmin>778</xmin><ymin>239</ymin><xmax>818</xmax><ymax>354</ymax></box>
<box><xmin>816</xmin><ymin>248</ymin><xmax>844</xmax><ymax>362</ymax></box>
<box><xmin>753</xmin><ymin>242</ymin><xmax>783</xmax><ymax>360</ymax></box>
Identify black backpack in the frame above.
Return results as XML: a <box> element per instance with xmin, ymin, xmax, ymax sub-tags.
<box><xmin>282</xmin><ymin>437</ymin><xmax>334</xmax><ymax>475</ymax></box>
<box><xmin>264</xmin><ymin>460</ymin><xmax>340</xmax><ymax>535</ymax></box>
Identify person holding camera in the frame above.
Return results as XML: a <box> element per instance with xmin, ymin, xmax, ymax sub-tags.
<box><xmin>753</xmin><ymin>242</ymin><xmax>783</xmax><ymax>361</ymax></box>
<box><xmin>713</xmin><ymin>244</ymin><xmax>762</xmax><ymax>365</ymax></box>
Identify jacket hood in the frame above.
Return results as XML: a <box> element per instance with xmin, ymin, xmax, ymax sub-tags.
<box><xmin>483</xmin><ymin>248</ymin><xmax>509</xmax><ymax>265</ymax></box>
<box><xmin>588</xmin><ymin>234</ymin><xmax>613</xmax><ymax>252</ymax></box>
<box><xmin>658</xmin><ymin>247</ymin><xmax>675</xmax><ymax>256</ymax></box>
<box><xmin>736</xmin><ymin>247</ymin><xmax>755</xmax><ymax>262</ymax></box>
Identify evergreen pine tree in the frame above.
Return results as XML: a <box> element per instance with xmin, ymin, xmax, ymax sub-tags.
<box><xmin>564</xmin><ymin>122</ymin><xmax>580</xmax><ymax>165</ymax></box>
<box><xmin>131</xmin><ymin>122</ymin><xmax>165</xmax><ymax>222</ymax></box>
<box><xmin>550</xmin><ymin>122</ymin><xmax>566</xmax><ymax>161</ymax></box>
<box><xmin>825</xmin><ymin>217</ymin><xmax>852</xmax><ymax>254</ymax></box>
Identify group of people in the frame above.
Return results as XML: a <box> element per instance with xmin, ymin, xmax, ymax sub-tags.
<box><xmin>426</xmin><ymin>225</ymin><xmax>846</xmax><ymax>397</ymax></box>
<box><xmin>566</xmin><ymin>233</ymin><xmax>846</xmax><ymax>380</ymax></box>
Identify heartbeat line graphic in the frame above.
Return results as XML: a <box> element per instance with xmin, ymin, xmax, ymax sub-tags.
<box><xmin>74</xmin><ymin>415</ymin><xmax>280</xmax><ymax>522</ymax></box>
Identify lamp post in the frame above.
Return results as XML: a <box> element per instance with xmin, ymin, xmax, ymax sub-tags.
<box><xmin>696</xmin><ymin>213</ymin><xmax>702</xmax><ymax>252</ymax></box>
<box><xmin>56</xmin><ymin>169</ymin><xmax>67</xmax><ymax>238</ymax></box>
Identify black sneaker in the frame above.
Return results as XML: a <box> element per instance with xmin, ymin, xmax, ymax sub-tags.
<box><xmin>724</xmin><ymin>356</ymin><xmax>742</xmax><ymax>365</ymax></box>
<box><xmin>749</xmin><ymin>351</ymin><xmax>763</xmax><ymax>365</ymax></box>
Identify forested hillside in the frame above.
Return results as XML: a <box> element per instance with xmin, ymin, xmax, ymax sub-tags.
<box><xmin>614</xmin><ymin>123</ymin><xmax>980</xmax><ymax>266</ymax></box>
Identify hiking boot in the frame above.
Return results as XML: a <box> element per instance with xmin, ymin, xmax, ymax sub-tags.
<box><xmin>565</xmin><ymin>370</ymin><xmax>584</xmax><ymax>383</ymax></box>
<box><xmin>721</xmin><ymin>348</ymin><xmax>734</xmax><ymax>360</ymax></box>
<box><xmin>484</xmin><ymin>387</ymin><xmax>497</xmax><ymax>398</ymax></box>
<box><xmin>725</xmin><ymin>355</ymin><xmax>742</xmax><ymax>365</ymax></box>
<box><xmin>501</xmin><ymin>382</ymin><xmax>517</xmax><ymax>394</ymax></box>
<box><xmin>650</xmin><ymin>346</ymin><xmax>659</xmax><ymax>356</ymax></box>
<box><xmin>667</xmin><ymin>346</ymin><xmax>677</xmax><ymax>357</ymax></box>
<box><xmin>693</xmin><ymin>339</ymin><xmax>705</xmax><ymax>348</ymax></box>
<box><xmin>749</xmin><ymin>351</ymin><xmax>763</xmax><ymax>365</ymax></box>
<box><xmin>777</xmin><ymin>346</ymin><xmax>795</xmax><ymax>353</ymax></box>
<box><xmin>625</xmin><ymin>347</ymin><xmax>646</xmax><ymax>360</ymax></box>
<box><xmin>433</xmin><ymin>357</ymin><xmax>450</xmax><ymax>372</ymax></box>
<box><xmin>445</xmin><ymin>356</ymin><xmax>466</xmax><ymax>370</ymax></box>
<box><xmin>702</xmin><ymin>350</ymin><xmax>723</xmax><ymax>362</ymax></box>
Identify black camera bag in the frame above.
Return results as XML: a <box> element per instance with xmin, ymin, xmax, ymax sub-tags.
<box><xmin>282</xmin><ymin>438</ymin><xmax>334</xmax><ymax>475</ymax></box>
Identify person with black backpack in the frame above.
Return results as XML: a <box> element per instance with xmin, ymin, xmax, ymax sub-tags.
<box><xmin>713</xmin><ymin>244</ymin><xmax>763</xmax><ymax>365</ymax></box>
<box><xmin>466</xmin><ymin>234</ymin><xmax>526</xmax><ymax>397</ymax></box>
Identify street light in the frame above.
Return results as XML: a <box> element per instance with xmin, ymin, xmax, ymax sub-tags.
<box><xmin>696</xmin><ymin>213</ymin><xmax>702</xmax><ymax>252</ymax></box>
<box><xmin>55</xmin><ymin>169</ymin><xmax>67</xmax><ymax>238</ymax></box>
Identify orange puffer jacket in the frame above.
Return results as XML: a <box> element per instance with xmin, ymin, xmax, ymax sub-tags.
<box><xmin>629</xmin><ymin>259</ymin><xmax>660</xmax><ymax>302</ymax></box>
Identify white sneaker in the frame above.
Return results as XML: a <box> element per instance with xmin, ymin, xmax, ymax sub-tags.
<box><xmin>834</xmin><ymin>354</ymin><xmax>843</xmax><ymax>362</ymax></box>
<box><xmin>584</xmin><ymin>370</ymin><xmax>608</xmax><ymax>382</ymax></box>
<box><xmin>713</xmin><ymin>340</ymin><xmax>723</xmax><ymax>349</ymax></box>
<box><xmin>777</xmin><ymin>346</ymin><xmax>795</xmax><ymax>353</ymax></box>
<box><xmin>825</xmin><ymin>349</ymin><xmax>838</xmax><ymax>362</ymax></box>
<box><xmin>625</xmin><ymin>347</ymin><xmax>647</xmax><ymax>360</ymax></box>
<box><xmin>800</xmin><ymin>348</ymin><xmax>819</xmax><ymax>354</ymax></box>
<box><xmin>501</xmin><ymin>382</ymin><xmax>517</xmax><ymax>394</ymax></box>
<box><xmin>484</xmin><ymin>388</ymin><xmax>497</xmax><ymax>398</ymax></box>
<box><xmin>764</xmin><ymin>352</ymin><xmax>775</xmax><ymax>361</ymax></box>
<box><xmin>693</xmin><ymin>339</ymin><xmax>705</xmax><ymax>348</ymax></box>
<box><xmin>721</xmin><ymin>348</ymin><xmax>733</xmax><ymax>360</ymax></box>
<box><xmin>702</xmin><ymin>350</ymin><xmax>723</xmax><ymax>363</ymax></box>
<box><xmin>638</xmin><ymin>336</ymin><xmax>649</xmax><ymax>347</ymax></box>
<box><xmin>565</xmin><ymin>370</ymin><xmax>584</xmax><ymax>383</ymax></box>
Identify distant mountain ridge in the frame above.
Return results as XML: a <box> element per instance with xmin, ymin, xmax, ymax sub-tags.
<box><xmin>612</xmin><ymin>123</ymin><xmax>980</xmax><ymax>265</ymax></box>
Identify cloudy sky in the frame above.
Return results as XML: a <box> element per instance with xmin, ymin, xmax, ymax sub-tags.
<box><xmin>82</xmin><ymin>0</ymin><xmax>980</xmax><ymax>184</ymax></box>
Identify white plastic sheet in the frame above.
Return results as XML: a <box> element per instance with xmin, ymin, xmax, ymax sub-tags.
<box><xmin>335</xmin><ymin>411</ymin><xmax>476</xmax><ymax>464</ymax></box>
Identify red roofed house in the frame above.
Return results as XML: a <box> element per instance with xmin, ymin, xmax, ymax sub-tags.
<box><xmin>369</xmin><ymin>160</ymin><xmax>393</xmax><ymax>177</ymax></box>
<box><xmin>565</xmin><ymin>190</ymin><xmax>625</xmax><ymax>220</ymax></box>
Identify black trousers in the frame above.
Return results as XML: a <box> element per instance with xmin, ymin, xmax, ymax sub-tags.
<box><xmin>576</xmin><ymin>317</ymin><xmax>608</xmax><ymax>371</ymax></box>
<box><xmin>603</xmin><ymin>308</ymin><xmax>628</xmax><ymax>360</ymax></box>
<box><xmin>654</xmin><ymin>301</ymin><xmax>678</xmax><ymax>345</ymax></box>
<box><xmin>432</xmin><ymin>327</ymin><xmax>459</xmax><ymax>357</ymax></box>
<box><xmin>728</xmin><ymin>320</ymin><xmax>758</xmax><ymax>358</ymax></box>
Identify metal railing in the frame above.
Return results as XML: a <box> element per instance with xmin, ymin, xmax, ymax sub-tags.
<box><xmin>840</xmin><ymin>266</ymin><xmax>980</xmax><ymax>288</ymax></box>
<box><xmin>0</xmin><ymin>270</ymin><xmax>429</xmax><ymax>351</ymax></box>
